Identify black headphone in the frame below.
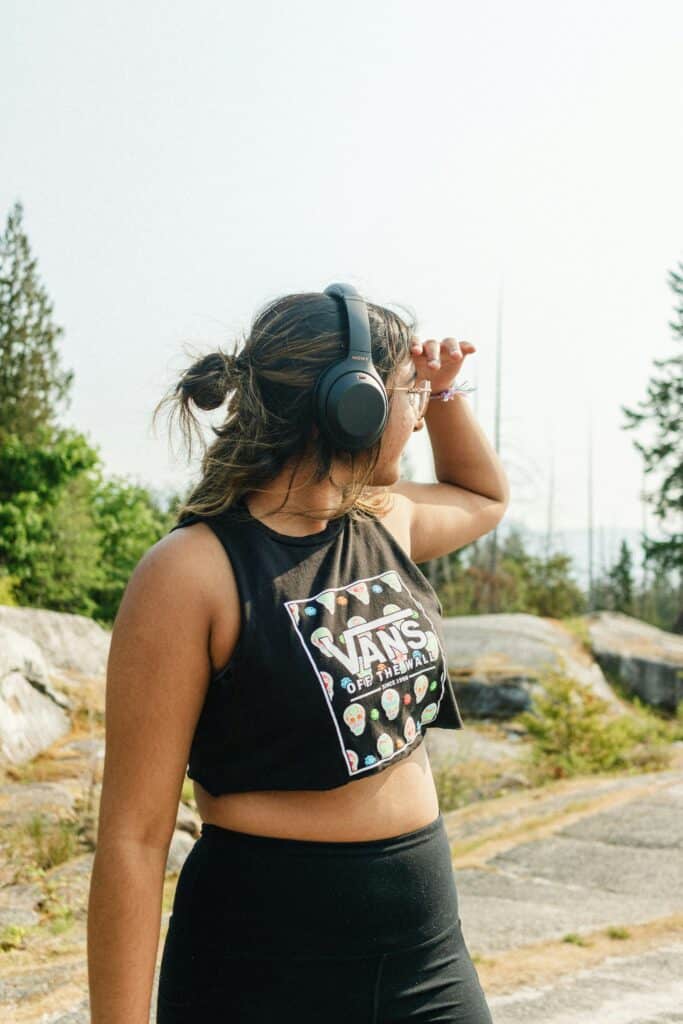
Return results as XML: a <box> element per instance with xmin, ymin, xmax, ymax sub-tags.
<box><xmin>313</xmin><ymin>282</ymin><xmax>389</xmax><ymax>451</ymax></box>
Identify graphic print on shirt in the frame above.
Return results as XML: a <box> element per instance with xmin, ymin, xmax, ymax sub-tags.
<box><xmin>284</xmin><ymin>570</ymin><xmax>447</xmax><ymax>779</ymax></box>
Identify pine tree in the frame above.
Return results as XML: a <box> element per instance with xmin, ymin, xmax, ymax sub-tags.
<box><xmin>621</xmin><ymin>261</ymin><xmax>683</xmax><ymax>584</ymax></box>
<box><xmin>0</xmin><ymin>200</ymin><xmax>75</xmax><ymax>442</ymax></box>
<box><xmin>606</xmin><ymin>539</ymin><xmax>635</xmax><ymax>614</ymax></box>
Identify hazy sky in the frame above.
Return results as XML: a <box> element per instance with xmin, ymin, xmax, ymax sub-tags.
<box><xmin>2</xmin><ymin>0</ymin><xmax>681</xmax><ymax>544</ymax></box>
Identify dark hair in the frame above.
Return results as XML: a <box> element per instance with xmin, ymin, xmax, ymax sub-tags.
<box><xmin>152</xmin><ymin>289</ymin><xmax>417</xmax><ymax>525</ymax></box>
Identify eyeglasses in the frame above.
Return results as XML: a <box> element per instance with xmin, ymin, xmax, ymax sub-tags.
<box><xmin>385</xmin><ymin>379</ymin><xmax>432</xmax><ymax>418</ymax></box>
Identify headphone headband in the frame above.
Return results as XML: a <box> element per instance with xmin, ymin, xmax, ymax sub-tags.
<box><xmin>312</xmin><ymin>283</ymin><xmax>389</xmax><ymax>451</ymax></box>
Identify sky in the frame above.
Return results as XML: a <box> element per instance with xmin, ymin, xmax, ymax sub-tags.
<box><xmin>2</xmin><ymin>0</ymin><xmax>682</xmax><ymax>570</ymax></box>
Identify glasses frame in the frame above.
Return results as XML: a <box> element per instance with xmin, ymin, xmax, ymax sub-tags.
<box><xmin>385</xmin><ymin>378</ymin><xmax>432</xmax><ymax>418</ymax></box>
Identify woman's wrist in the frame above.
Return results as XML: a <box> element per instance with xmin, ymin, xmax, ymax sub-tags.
<box><xmin>429</xmin><ymin>378</ymin><xmax>476</xmax><ymax>401</ymax></box>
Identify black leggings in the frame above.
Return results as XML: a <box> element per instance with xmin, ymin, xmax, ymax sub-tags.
<box><xmin>156</xmin><ymin>812</ymin><xmax>493</xmax><ymax>1023</ymax></box>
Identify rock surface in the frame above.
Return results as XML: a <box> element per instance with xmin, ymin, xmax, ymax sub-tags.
<box><xmin>0</xmin><ymin>625</ymin><xmax>73</xmax><ymax>764</ymax></box>
<box><xmin>0</xmin><ymin>606</ymin><xmax>110</xmax><ymax>679</ymax></box>
<box><xmin>0</xmin><ymin>608</ymin><xmax>109</xmax><ymax>766</ymax></box>
<box><xmin>0</xmin><ymin>669</ymin><xmax>71</xmax><ymax>765</ymax></box>
<box><xmin>586</xmin><ymin>610</ymin><xmax>683</xmax><ymax>713</ymax></box>
<box><xmin>165</xmin><ymin>828</ymin><xmax>195</xmax><ymax>875</ymax></box>
<box><xmin>442</xmin><ymin>612</ymin><xmax>624</xmax><ymax>718</ymax></box>
<box><xmin>0</xmin><ymin>781</ymin><xmax>77</xmax><ymax>828</ymax></box>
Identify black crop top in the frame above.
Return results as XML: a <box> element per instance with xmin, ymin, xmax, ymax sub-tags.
<box><xmin>170</xmin><ymin>498</ymin><xmax>464</xmax><ymax>796</ymax></box>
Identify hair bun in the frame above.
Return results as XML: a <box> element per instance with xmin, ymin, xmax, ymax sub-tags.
<box><xmin>179</xmin><ymin>350</ymin><xmax>235</xmax><ymax>412</ymax></box>
<box><xmin>222</xmin><ymin>351</ymin><xmax>239</xmax><ymax>376</ymax></box>
<box><xmin>226</xmin><ymin>349</ymin><xmax>251</xmax><ymax>377</ymax></box>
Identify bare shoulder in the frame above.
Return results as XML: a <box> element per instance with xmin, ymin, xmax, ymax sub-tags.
<box><xmin>110</xmin><ymin>527</ymin><xmax>224</xmax><ymax>684</ymax></box>
<box><xmin>160</xmin><ymin>520</ymin><xmax>242</xmax><ymax>677</ymax></box>
<box><xmin>159</xmin><ymin>517</ymin><xmax>230</xmax><ymax>587</ymax></box>
<box><xmin>121</xmin><ymin>526</ymin><xmax>218</xmax><ymax>623</ymax></box>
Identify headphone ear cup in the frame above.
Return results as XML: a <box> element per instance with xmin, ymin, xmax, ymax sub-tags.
<box><xmin>316</xmin><ymin>282</ymin><xmax>389</xmax><ymax>451</ymax></box>
<box><xmin>314</xmin><ymin>365</ymin><xmax>388</xmax><ymax>450</ymax></box>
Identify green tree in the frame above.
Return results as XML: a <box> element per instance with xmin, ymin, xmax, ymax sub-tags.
<box><xmin>27</xmin><ymin>473</ymin><xmax>105</xmax><ymax>616</ymax></box>
<box><xmin>632</xmin><ymin>563</ymin><xmax>680</xmax><ymax>631</ymax></box>
<box><xmin>592</xmin><ymin>539</ymin><xmax>636</xmax><ymax>615</ymax></box>
<box><xmin>0</xmin><ymin>427</ymin><xmax>178</xmax><ymax>620</ymax></box>
<box><xmin>0</xmin><ymin>201</ymin><xmax>74</xmax><ymax>441</ymax></box>
<box><xmin>0</xmin><ymin>201</ymin><xmax>178</xmax><ymax>619</ymax></box>
<box><xmin>426</xmin><ymin>527</ymin><xmax>586</xmax><ymax>618</ymax></box>
<box><xmin>621</xmin><ymin>261</ymin><xmax>683</xmax><ymax>587</ymax></box>
<box><xmin>0</xmin><ymin>425</ymin><xmax>102</xmax><ymax>613</ymax></box>
<box><xmin>88</xmin><ymin>474</ymin><xmax>179</xmax><ymax>625</ymax></box>
<box><xmin>608</xmin><ymin>540</ymin><xmax>635</xmax><ymax>614</ymax></box>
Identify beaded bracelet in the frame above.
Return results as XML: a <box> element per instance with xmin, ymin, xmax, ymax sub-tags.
<box><xmin>429</xmin><ymin>378</ymin><xmax>477</xmax><ymax>400</ymax></box>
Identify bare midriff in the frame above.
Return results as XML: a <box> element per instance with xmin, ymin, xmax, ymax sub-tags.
<box><xmin>193</xmin><ymin>738</ymin><xmax>440</xmax><ymax>842</ymax></box>
<box><xmin>195</xmin><ymin>501</ymin><xmax>441</xmax><ymax>842</ymax></box>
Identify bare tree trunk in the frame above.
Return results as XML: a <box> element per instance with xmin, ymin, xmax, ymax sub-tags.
<box><xmin>487</xmin><ymin>276</ymin><xmax>503</xmax><ymax>612</ymax></box>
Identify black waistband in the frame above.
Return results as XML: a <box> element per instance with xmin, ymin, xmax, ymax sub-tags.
<box><xmin>176</xmin><ymin>810</ymin><xmax>457</xmax><ymax>957</ymax></box>
<box><xmin>199</xmin><ymin>811</ymin><xmax>443</xmax><ymax>856</ymax></box>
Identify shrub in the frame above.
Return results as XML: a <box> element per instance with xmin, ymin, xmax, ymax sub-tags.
<box><xmin>515</xmin><ymin>669</ymin><xmax>673</xmax><ymax>782</ymax></box>
<box><xmin>25</xmin><ymin>814</ymin><xmax>80</xmax><ymax>871</ymax></box>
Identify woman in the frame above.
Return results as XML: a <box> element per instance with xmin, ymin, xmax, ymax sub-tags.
<box><xmin>87</xmin><ymin>288</ymin><xmax>508</xmax><ymax>1023</ymax></box>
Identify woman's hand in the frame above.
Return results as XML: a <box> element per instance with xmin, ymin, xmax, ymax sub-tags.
<box><xmin>409</xmin><ymin>336</ymin><xmax>476</xmax><ymax>393</ymax></box>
